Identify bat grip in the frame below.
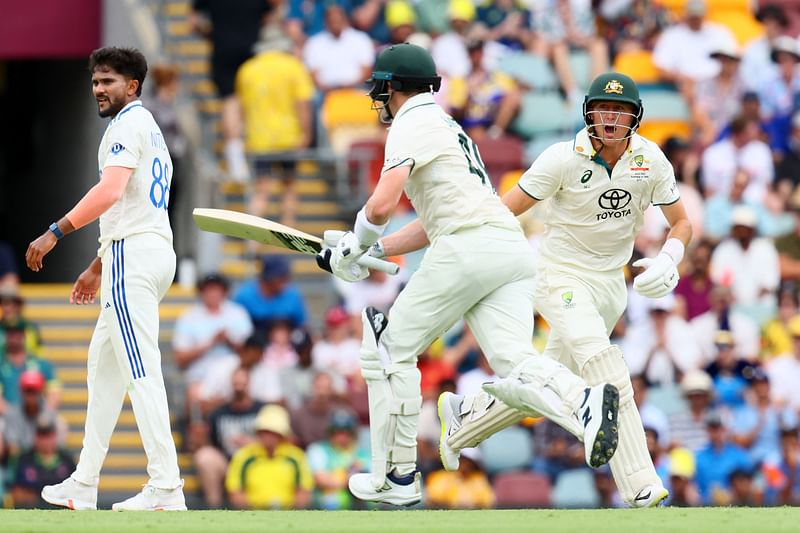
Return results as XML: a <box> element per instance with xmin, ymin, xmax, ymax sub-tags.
<box><xmin>357</xmin><ymin>254</ymin><xmax>399</xmax><ymax>275</ymax></box>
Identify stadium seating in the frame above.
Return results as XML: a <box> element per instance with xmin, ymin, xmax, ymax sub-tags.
<box><xmin>568</xmin><ymin>50</ymin><xmax>593</xmax><ymax>91</ymax></box>
<box><xmin>479</xmin><ymin>425</ymin><xmax>534</xmax><ymax>475</ymax></box>
<box><xmin>496</xmin><ymin>53</ymin><xmax>559</xmax><ymax>92</ymax></box>
<box><xmin>640</xmin><ymin>89</ymin><xmax>690</xmax><ymax>121</ymax></box>
<box><xmin>551</xmin><ymin>469</ymin><xmax>601</xmax><ymax>509</ymax></box>
<box><xmin>511</xmin><ymin>92</ymin><xmax>573</xmax><ymax>139</ymax></box>
<box><xmin>321</xmin><ymin>88</ymin><xmax>382</xmax><ymax>155</ymax></box>
<box><xmin>524</xmin><ymin>133</ymin><xmax>574</xmax><ymax>164</ymax></box>
<box><xmin>493</xmin><ymin>472</ymin><xmax>552</xmax><ymax>508</ymax></box>
<box><xmin>612</xmin><ymin>50</ymin><xmax>660</xmax><ymax>85</ymax></box>
<box><xmin>475</xmin><ymin>135</ymin><xmax>524</xmax><ymax>188</ymax></box>
<box><xmin>637</xmin><ymin>120</ymin><xmax>692</xmax><ymax>146</ymax></box>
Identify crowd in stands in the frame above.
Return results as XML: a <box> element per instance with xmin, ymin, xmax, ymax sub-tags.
<box><xmin>5</xmin><ymin>0</ymin><xmax>800</xmax><ymax>510</ymax></box>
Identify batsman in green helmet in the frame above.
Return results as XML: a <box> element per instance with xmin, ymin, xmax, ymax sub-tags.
<box><xmin>443</xmin><ymin>72</ymin><xmax>694</xmax><ymax>508</ymax></box>
<box><xmin>318</xmin><ymin>45</ymin><xmax>622</xmax><ymax>506</ymax></box>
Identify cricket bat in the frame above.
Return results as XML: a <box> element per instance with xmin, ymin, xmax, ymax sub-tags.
<box><xmin>192</xmin><ymin>208</ymin><xmax>399</xmax><ymax>275</ymax></box>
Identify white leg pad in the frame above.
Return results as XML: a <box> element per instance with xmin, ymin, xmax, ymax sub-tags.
<box><xmin>360</xmin><ymin>314</ymin><xmax>421</xmax><ymax>490</ymax></box>
<box><xmin>445</xmin><ymin>391</ymin><xmax>527</xmax><ymax>450</ymax></box>
<box><xmin>581</xmin><ymin>345</ymin><xmax>661</xmax><ymax>503</ymax></box>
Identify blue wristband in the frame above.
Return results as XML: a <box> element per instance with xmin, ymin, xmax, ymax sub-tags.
<box><xmin>49</xmin><ymin>222</ymin><xmax>64</xmax><ymax>240</ymax></box>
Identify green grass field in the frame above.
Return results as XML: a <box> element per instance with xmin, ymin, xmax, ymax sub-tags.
<box><xmin>2</xmin><ymin>508</ymin><xmax>800</xmax><ymax>533</ymax></box>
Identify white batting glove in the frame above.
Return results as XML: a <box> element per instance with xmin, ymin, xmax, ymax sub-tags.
<box><xmin>329</xmin><ymin>231</ymin><xmax>369</xmax><ymax>282</ymax></box>
<box><xmin>632</xmin><ymin>253</ymin><xmax>679</xmax><ymax>298</ymax></box>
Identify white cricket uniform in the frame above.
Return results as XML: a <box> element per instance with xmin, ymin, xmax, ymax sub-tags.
<box><xmin>72</xmin><ymin>99</ymin><xmax>181</xmax><ymax>490</ymax></box>
<box><xmin>372</xmin><ymin>93</ymin><xmax>585</xmax><ymax>476</ymax></box>
<box><xmin>518</xmin><ymin>127</ymin><xmax>679</xmax><ymax>500</ymax></box>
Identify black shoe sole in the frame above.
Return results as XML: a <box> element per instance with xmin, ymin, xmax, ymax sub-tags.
<box><xmin>589</xmin><ymin>384</ymin><xmax>620</xmax><ymax>468</ymax></box>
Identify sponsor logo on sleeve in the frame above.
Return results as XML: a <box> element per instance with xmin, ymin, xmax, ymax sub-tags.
<box><xmin>110</xmin><ymin>143</ymin><xmax>125</xmax><ymax>155</ymax></box>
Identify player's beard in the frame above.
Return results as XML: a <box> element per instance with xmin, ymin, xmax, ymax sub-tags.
<box><xmin>97</xmin><ymin>94</ymin><xmax>126</xmax><ymax>118</ymax></box>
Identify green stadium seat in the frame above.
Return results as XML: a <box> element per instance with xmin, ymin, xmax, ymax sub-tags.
<box><xmin>496</xmin><ymin>53</ymin><xmax>559</xmax><ymax>92</ymax></box>
<box><xmin>552</xmin><ymin>469</ymin><xmax>601</xmax><ymax>508</ymax></box>
<box><xmin>479</xmin><ymin>425</ymin><xmax>533</xmax><ymax>475</ymax></box>
<box><xmin>511</xmin><ymin>92</ymin><xmax>572</xmax><ymax>139</ymax></box>
<box><xmin>568</xmin><ymin>50</ymin><xmax>592</xmax><ymax>90</ymax></box>
<box><xmin>640</xmin><ymin>89</ymin><xmax>690</xmax><ymax>121</ymax></box>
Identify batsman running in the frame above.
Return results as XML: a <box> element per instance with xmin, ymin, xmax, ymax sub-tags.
<box><xmin>318</xmin><ymin>43</ymin><xmax>620</xmax><ymax>506</ymax></box>
<box><xmin>439</xmin><ymin>72</ymin><xmax>693</xmax><ymax>508</ymax></box>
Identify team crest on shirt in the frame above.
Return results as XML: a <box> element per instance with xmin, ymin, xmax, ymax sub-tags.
<box><xmin>110</xmin><ymin>143</ymin><xmax>125</xmax><ymax>155</ymax></box>
<box><xmin>561</xmin><ymin>291</ymin><xmax>576</xmax><ymax>309</ymax></box>
<box><xmin>604</xmin><ymin>80</ymin><xmax>624</xmax><ymax>95</ymax></box>
<box><xmin>629</xmin><ymin>153</ymin><xmax>650</xmax><ymax>180</ymax></box>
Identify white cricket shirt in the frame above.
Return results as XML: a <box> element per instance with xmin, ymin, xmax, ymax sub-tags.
<box><xmin>97</xmin><ymin>99</ymin><xmax>173</xmax><ymax>255</ymax></box>
<box><xmin>518</xmin><ymin>128</ymin><xmax>679</xmax><ymax>273</ymax></box>
<box><xmin>382</xmin><ymin>93</ymin><xmax>519</xmax><ymax>242</ymax></box>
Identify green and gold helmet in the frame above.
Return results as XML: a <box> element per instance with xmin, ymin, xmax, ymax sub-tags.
<box><xmin>583</xmin><ymin>72</ymin><xmax>644</xmax><ymax>137</ymax></box>
<box><xmin>367</xmin><ymin>43</ymin><xmax>441</xmax><ymax>122</ymax></box>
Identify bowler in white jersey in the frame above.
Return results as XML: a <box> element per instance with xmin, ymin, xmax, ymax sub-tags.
<box><xmin>26</xmin><ymin>47</ymin><xmax>186</xmax><ymax>511</ymax></box>
<box><xmin>317</xmin><ymin>44</ymin><xmax>620</xmax><ymax>506</ymax></box>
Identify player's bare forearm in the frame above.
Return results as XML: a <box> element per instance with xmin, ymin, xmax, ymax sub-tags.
<box><xmin>380</xmin><ymin>219</ymin><xmax>429</xmax><ymax>256</ymax></box>
<box><xmin>661</xmin><ymin>200</ymin><xmax>693</xmax><ymax>248</ymax></box>
<box><xmin>65</xmin><ymin>166</ymin><xmax>132</xmax><ymax>229</ymax></box>
<box><xmin>502</xmin><ymin>185</ymin><xmax>538</xmax><ymax>216</ymax></box>
<box><xmin>25</xmin><ymin>218</ymin><xmax>76</xmax><ymax>272</ymax></box>
<box><xmin>366</xmin><ymin>165</ymin><xmax>410</xmax><ymax>224</ymax></box>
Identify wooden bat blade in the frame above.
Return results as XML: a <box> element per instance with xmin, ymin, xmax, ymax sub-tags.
<box><xmin>192</xmin><ymin>208</ymin><xmax>322</xmax><ymax>255</ymax></box>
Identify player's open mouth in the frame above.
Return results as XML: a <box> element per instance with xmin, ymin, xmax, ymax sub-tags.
<box><xmin>603</xmin><ymin>126</ymin><xmax>616</xmax><ymax>135</ymax></box>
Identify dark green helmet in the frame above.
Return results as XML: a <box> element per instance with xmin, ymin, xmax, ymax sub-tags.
<box><xmin>583</xmin><ymin>72</ymin><xmax>643</xmax><ymax>134</ymax></box>
<box><xmin>368</xmin><ymin>43</ymin><xmax>441</xmax><ymax>102</ymax></box>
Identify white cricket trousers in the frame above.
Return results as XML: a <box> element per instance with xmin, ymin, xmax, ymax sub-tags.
<box><xmin>72</xmin><ymin>234</ymin><xmax>181</xmax><ymax>490</ymax></box>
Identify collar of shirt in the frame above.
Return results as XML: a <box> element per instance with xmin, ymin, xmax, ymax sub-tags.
<box><xmin>110</xmin><ymin>99</ymin><xmax>144</xmax><ymax>124</ymax></box>
<box><xmin>394</xmin><ymin>92</ymin><xmax>436</xmax><ymax>121</ymax></box>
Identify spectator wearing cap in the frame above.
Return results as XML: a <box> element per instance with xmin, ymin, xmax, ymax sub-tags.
<box><xmin>290</xmin><ymin>372</ymin><xmax>349</xmax><ymax>449</ymax></box>
<box><xmin>302</xmin><ymin>4</ymin><xmax>374</xmax><ymax>92</ymax></box>
<box><xmin>729</xmin><ymin>367</ymin><xmax>797</xmax><ymax>466</ymax></box>
<box><xmin>776</xmin><ymin>112</ymin><xmax>800</xmax><ymax>189</ymax></box>
<box><xmin>622</xmin><ymin>293</ymin><xmax>703</xmax><ymax>386</ymax></box>
<box><xmin>766</xmin><ymin>317</ymin><xmax>800</xmax><ymax>412</ymax></box>
<box><xmin>426</xmin><ymin>446</ymin><xmax>494</xmax><ymax>509</ymax></box>
<box><xmin>691</xmin><ymin>41</ymin><xmax>744</xmax><ymax>147</ymax></box>
<box><xmin>173</xmin><ymin>273</ymin><xmax>253</xmax><ymax>406</ymax></box>
<box><xmin>741</xmin><ymin>4</ymin><xmax>790</xmax><ymax>91</ymax></box>
<box><xmin>701</xmin><ymin>116</ymin><xmax>774</xmax><ymax>204</ymax></box>
<box><xmin>446</xmin><ymin>37</ymin><xmax>521</xmax><ymax>141</ymax></box>
<box><xmin>431</xmin><ymin>0</ymin><xmax>476</xmax><ymax>79</ymax></box>
<box><xmin>234</xmin><ymin>255</ymin><xmax>307</xmax><ymax>331</ymax></box>
<box><xmin>694</xmin><ymin>412</ymin><xmax>753</xmax><ymax>505</ymax></box>
<box><xmin>0</xmin><ymin>325</ymin><xmax>58</xmax><ymax>410</ymax></box>
<box><xmin>225</xmin><ymin>404</ymin><xmax>313</xmax><ymax>509</ymax></box>
<box><xmin>762</xmin><ymin>425</ymin><xmax>800</xmax><ymax>505</ymax></box>
<box><xmin>666</xmin><ymin>447</ymin><xmax>701</xmax><ymax>506</ymax></box>
<box><xmin>312</xmin><ymin>306</ymin><xmax>361</xmax><ymax>385</ymax></box>
<box><xmin>669</xmin><ymin>370</ymin><xmax>715</xmax><ymax>452</ymax></box>
<box><xmin>0</xmin><ymin>288</ymin><xmax>43</xmax><ymax>357</ymax></box>
<box><xmin>758</xmin><ymin>36</ymin><xmax>800</xmax><ymax>156</ymax></box>
<box><xmin>704</xmin><ymin>331</ymin><xmax>752</xmax><ymax>409</ymax></box>
<box><xmin>9</xmin><ymin>412</ymin><xmax>76</xmax><ymax>508</ymax></box>
<box><xmin>200</xmin><ymin>333</ymin><xmax>283</xmax><ymax>412</ymax></box>
<box><xmin>236</xmin><ymin>24</ymin><xmax>314</xmax><ymax>227</ymax></box>
<box><xmin>384</xmin><ymin>0</ymin><xmax>419</xmax><ymax>46</ymax></box>
<box><xmin>3</xmin><ymin>371</ymin><xmax>68</xmax><ymax>457</ymax></box>
<box><xmin>710</xmin><ymin>205</ymin><xmax>780</xmax><ymax>325</ymax></box>
<box><xmin>652</xmin><ymin>0</ymin><xmax>737</xmax><ymax>94</ymax></box>
<box><xmin>306</xmin><ymin>408</ymin><xmax>369</xmax><ymax>509</ymax></box>
<box><xmin>194</xmin><ymin>367</ymin><xmax>265</xmax><ymax>508</ymax></box>
<box><xmin>690</xmin><ymin>284</ymin><xmax>759</xmax><ymax>363</ymax></box>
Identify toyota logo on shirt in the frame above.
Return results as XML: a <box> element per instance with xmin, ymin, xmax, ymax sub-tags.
<box><xmin>598</xmin><ymin>189</ymin><xmax>632</xmax><ymax>210</ymax></box>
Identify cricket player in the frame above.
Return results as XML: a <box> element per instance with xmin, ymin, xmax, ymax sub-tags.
<box><xmin>25</xmin><ymin>47</ymin><xmax>186</xmax><ymax>511</ymax></box>
<box><xmin>318</xmin><ymin>43</ymin><xmax>620</xmax><ymax>506</ymax></box>
<box><xmin>441</xmin><ymin>73</ymin><xmax>693</xmax><ymax>508</ymax></box>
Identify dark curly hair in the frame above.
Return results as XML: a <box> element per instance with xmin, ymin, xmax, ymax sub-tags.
<box><xmin>88</xmin><ymin>47</ymin><xmax>148</xmax><ymax>96</ymax></box>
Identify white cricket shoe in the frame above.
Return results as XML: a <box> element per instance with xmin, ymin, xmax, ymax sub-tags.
<box><xmin>630</xmin><ymin>484</ymin><xmax>669</xmax><ymax>508</ymax></box>
<box><xmin>348</xmin><ymin>471</ymin><xmax>422</xmax><ymax>506</ymax></box>
<box><xmin>41</xmin><ymin>476</ymin><xmax>97</xmax><ymax>510</ymax></box>
<box><xmin>578</xmin><ymin>383</ymin><xmax>620</xmax><ymax>468</ymax></box>
<box><xmin>112</xmin><ymin>481</ymin><xmax>187</xmax><ymax>511</ymax></box>
<box><xmin>438</xmin><ymin>391</ymin><xmax>464</xmax><ymax>471</ymax></box>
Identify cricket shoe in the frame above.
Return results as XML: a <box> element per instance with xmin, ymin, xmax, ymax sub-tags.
<box><xmin>578</xmin><ymin>383</ymin><xmax>620</xmax><ymax>468</ymax></box>
<box><xmin>629</xmin><ymin>484</ymin><xmax>669</xmax><ymax>508</ymax></box>
<box><xmin>41</xmin><ymin>476</ymin><xmax>97</xmax><ymax>510</ymax></box>
<box><xmin>438</xmin><ymin>391</ymin><xmax>464</xmax><ymax>471</ymax></box>
<box><xmin>112</xmin><ymin>481</ymin><xmax>187</xmax><ymax>511</ymax></box>
<box><xmin>348</xmin><ymin>471</ymin><xmax>422</xmax><ymax>506</ymax></box>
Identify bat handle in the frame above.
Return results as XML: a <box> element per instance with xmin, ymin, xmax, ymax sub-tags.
<box><xmin>357</xmin><ymin>254</ymin><xmax>400</xmax><ymax>275</ymax></box>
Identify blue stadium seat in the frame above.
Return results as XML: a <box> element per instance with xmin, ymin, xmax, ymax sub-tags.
<box><xmin>511</xmin><ymin>92</ymin><xmax>572</xmax><ymax>139</ymax></box>
<box><xmin>551</xmin><ymin>468</ymin><xmax>601</xmax><ymax>509</ymax></box>
<box><xmin>496</xmin><ymin>53</ymin><xmax>559</xmax><ymax>92</ymax></box>
<box><xmin>639</xmin><ymin>89</ymin><xmax>690</xmax><ymax>121</ymax></box>
<box><xmin>647</xmin><ymin>384</ymin><xmax>688</xmax><ymax>417</ymax></box>
<box><xmin>479</xmin><ymin>425</ymin><xmax>533</xmax><ymax>475</ymax></box>
<box><xmin>568</xmin><ymin>50</ymin><xmax>592</xmax><ymax>90</ymax></box>
<box><xmin>525</xmin><ymin>133</ymin><xmax>574</xmax><ymax>164</ymax></box>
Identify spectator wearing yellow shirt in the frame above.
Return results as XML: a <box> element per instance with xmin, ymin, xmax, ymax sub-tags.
<box><xmin>225</xmin><ymin>404</ymin><xmax>314</xmax><ymax>509</ymax></box>
<box><xmin>425</xmin><ymin>447</ymin><xmax>494</xmax><ymax>509</ymax></box>
<box><xmin>235</xmin><ymin>26</ymin><xmax>314</xmax><ymax>226</ymax></box>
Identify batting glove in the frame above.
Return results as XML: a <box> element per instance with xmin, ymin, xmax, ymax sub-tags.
<box><xmin>320</xmin><ymin>231</ymin><xmax>370</xmax><ymax>282</ymax></box>
<box><xmin>632</xmin><ymin>252</ymin><xmax>679</xmax><ymax>298</ymax></box>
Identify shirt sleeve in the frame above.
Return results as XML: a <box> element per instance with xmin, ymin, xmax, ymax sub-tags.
<box><xmin>651</xmin><ymin>151</ymin><xmax>680</xmax><ymax>206</ymax></box>
<box><xmin>382</xmin><ymin>116</ymin><xmax>441</xmax><ymax>174</ymax></box>
<box><xmin>517</xmin><ymin>143</ymin><xmax>564</xmax><ymax>200</ymax></box>
<box><xmin>103</xmin><ymin>121</ymin><xmax>142</xmax><ymax>170</ymax></box>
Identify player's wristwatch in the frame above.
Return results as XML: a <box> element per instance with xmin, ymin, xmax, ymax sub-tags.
<box><xmin>49</xmin><ymin>222</ymin><xmax>64</xmax><ymax>240</ymax></box>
